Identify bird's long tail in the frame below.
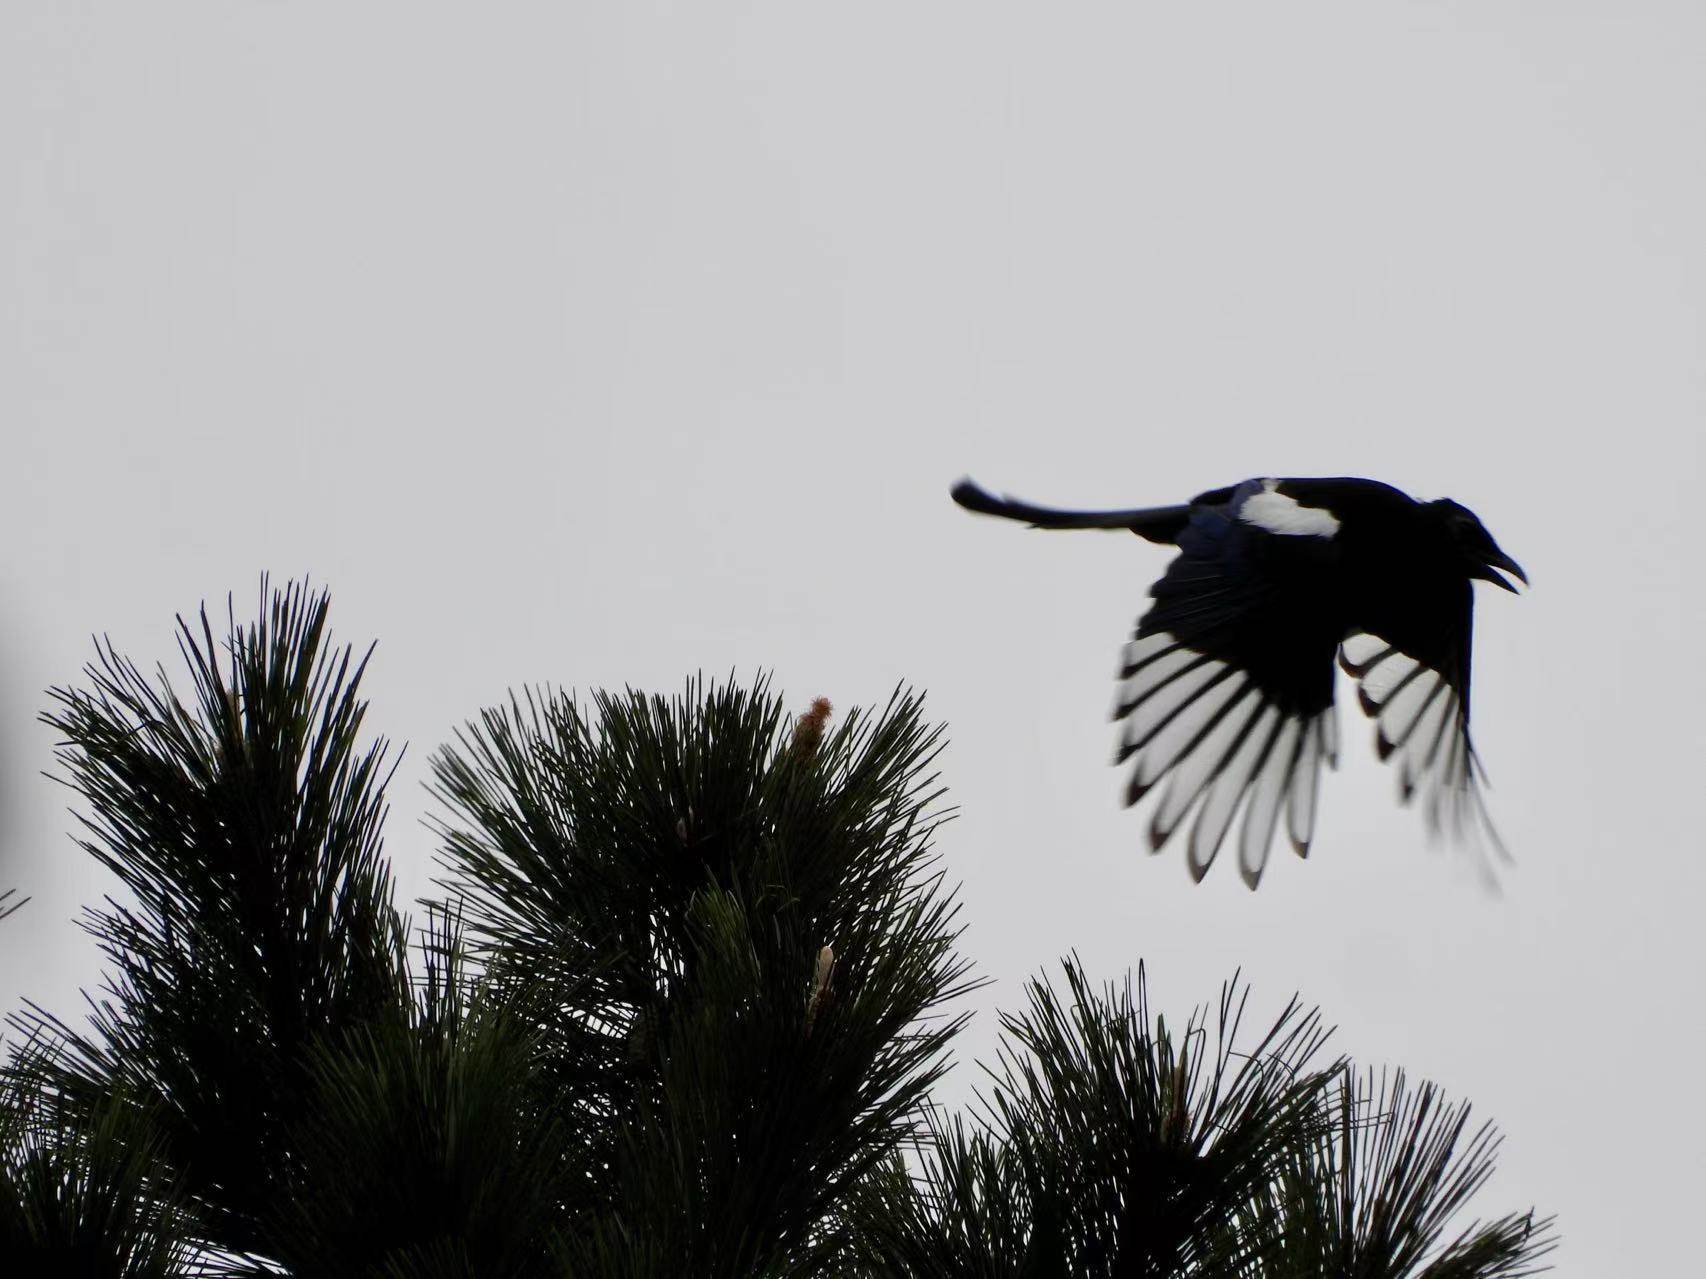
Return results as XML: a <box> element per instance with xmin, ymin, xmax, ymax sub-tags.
<box><xmin>950</xmin><ymin>477</ymin><xmax>1190</xmax><ymax>545</ymax></box>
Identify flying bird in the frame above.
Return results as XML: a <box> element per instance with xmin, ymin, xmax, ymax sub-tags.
<box><xmin>951</xmin><ymin>475</ymin><xmax>1526</xmax><ymax>888</ymax></box>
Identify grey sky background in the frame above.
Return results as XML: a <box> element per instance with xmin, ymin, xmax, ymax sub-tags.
<box><xmin>3</xmin><ymin>3</ymin><xmax>1702</xmax><ymax>1271</ymax></box>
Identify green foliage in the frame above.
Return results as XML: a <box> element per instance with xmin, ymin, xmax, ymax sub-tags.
<box><xmin>0</xmin><ymin>1051</ymin><xmax>189</xmax><ymax>1278</ymax></box>
<box><xmin>0</xmin><ymin>581</ymin><xmax>1555</xmax><ymax>1276</ymax></box>
<box><xmin>847</xmin><ymin>960</ymin><xmax>1338</xmax><ymax>1277</ymax></box>
<box><xmin>844</xmin><ymin>967</ymin><xmax>1556</xmax><ymax>1279</ymax></box>
<box><xmin>432</xmin><ymin>678</ymin><xmax>976</xmax><ymax>1275</ymax></box>
<box><xmin>1235</xmin><ymin>1069</ymin><xmax>1558</xmax><ymax>1278</ymax></box>
<box><xmin>12</xmin><ymin>581</ymin><xmax>408</xmax><ymax>1254</ymax></box>
<box><xmin>267</xmin><ymin>912</ymin><xmax>575</xmax><ymax>1279</ymax></box>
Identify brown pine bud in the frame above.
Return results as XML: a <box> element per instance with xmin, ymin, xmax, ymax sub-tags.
<box><xmin>805</xmin><ymin>942</ymin><xmax>835</xmax><ymax>1036</ymax></box>
<box><xmin>792</xmin><ymin>696</ymin><xmax>833</xmax><ymax>760</ymax></box>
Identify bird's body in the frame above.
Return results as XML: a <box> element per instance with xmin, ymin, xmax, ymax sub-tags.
<box><xmin>951</xmin><ymin>475</ymin><xmax>1526</xmax><ymax>888</ymax></box>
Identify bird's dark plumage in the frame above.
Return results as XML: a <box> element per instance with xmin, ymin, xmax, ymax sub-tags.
<box><xmin>951</xmin><ymin>475</ymin><xmax>1526</xmax><ymax>888</ymax></box>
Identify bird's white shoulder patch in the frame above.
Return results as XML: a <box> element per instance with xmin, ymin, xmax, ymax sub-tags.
<box><xmin>1238</xmin><ymin>479</ymin><xmax>1342</xmax><ymax>538</ymax></box>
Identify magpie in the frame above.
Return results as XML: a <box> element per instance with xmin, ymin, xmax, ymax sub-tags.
<box><xmin>951</xmin><ymin>475</ymin><xmax>1526</xmax><ymax>888</ymax></box>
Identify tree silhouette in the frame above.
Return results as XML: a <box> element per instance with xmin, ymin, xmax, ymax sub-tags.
<box><xmin>2</xmin><ymin>582</ymin><xmax>1555</xmax><ymax>1276</ymax></box>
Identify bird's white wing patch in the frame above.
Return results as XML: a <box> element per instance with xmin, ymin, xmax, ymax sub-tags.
<box><xmin>1115</xmin><ymin>629</ymin><xmax>1335</xmax><ymax>887</ymax></box>
<box><xmin>1132</xmin><ymin>671</ymin><xmax>1247</xmax><ymax>788</ymax></box>
<box><xmin>1117</xmin><ymin>631</ymin><xmax>1178</xmax><ymax>676</ymax></box>
<box><xmin>1239</xmin><ymin>479</ymin><xmax>1342</xmax><ymax>538</ymax></box>
<box><xmin>1239</xmin><ymin>717</ymin><xmax>1301</xmax><ymax>888</ymax></box>
<box><xmin>1338</xmin><ymin>634</ymin><xmax>1506</xmax><ymax>876</ymax></box>
<box><xmin>1339</xmin><ymin>632</ymin><xmax>1388</xmax><ymax>673</ymax></box>
<box><xmin>1356</xmin><ymin>651</ymin><xmax>1419</xmax><ymax>708</ymax></box>
<box><xmin>1121</xmin><ymin>660</ymin><xmax>1231</xmax><ymax>763</ymax></box>
<box><xmin>1286</xmin><ymin>721</ymin><xmax>1323</xmax><ymax>853</ymax></box>
<box><xmin>1148</xmin><ymin>685</ymin><xmax>1256</xmax><ymax>837</ymax></box>
<box><xmin>1189</xmin><ymin>704</ymin><xmax>1279</xmax><ymax>881</ymax></box>
<box><xmin>1113</xmin><ymin>645</ymin><xmax>1205</xmax><ymax>718</ymax></box>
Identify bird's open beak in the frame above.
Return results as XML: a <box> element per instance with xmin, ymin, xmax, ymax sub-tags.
<box><xmin>1475</xmin><ymin>550</ymin><xmax>1529</xmax><ymax>593</ymax></box>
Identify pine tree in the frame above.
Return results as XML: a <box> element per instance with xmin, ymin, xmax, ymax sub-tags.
<box><xmin>1</xmin><ymin>581</ymin><xmax>1556</xmax><ymax>1276</ymax></box>
<box><xmin>842</xmin><ymin>962</ymin><xmax>1553</xmax><ymax>1278</ymax></box>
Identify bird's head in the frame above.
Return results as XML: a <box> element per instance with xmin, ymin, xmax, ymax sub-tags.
<box><xmin>1429</xmin><ymin>498</ymin><xmax>1528</xmax><ymax>592</ymax></box>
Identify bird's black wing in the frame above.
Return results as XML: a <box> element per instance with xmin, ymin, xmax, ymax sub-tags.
<box><xmin>1338</xmin><ymin>581</ymin><xmax>1505</xmax><ymax>863</ymax></box>
<box><xmin>1114</xmin><ymin>481</ymin><xmax>1347</xmax><ymax>888</ymax></box>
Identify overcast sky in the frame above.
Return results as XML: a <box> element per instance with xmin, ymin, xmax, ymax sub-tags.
<box><xmin>4</xmin><ymin>3</ymin><xmax>1702</xmax><ymax>1271</ymax></box>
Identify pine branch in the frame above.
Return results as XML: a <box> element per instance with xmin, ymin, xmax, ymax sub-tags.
<box><xmin>834</xmin><ymin>1108</ymin><xmax>1045</xmax><ymax>1277</ymax></box>
<box><xmin>845</xmin><ymin>962</ymin><xmax>1336</xmax><ymax>1277</ymax></box>
<box><xmin>264</xmin><ymin>908</ymin><xmax>574</xmax><ymax>1279</ymax></box>
<box><xmin>998</xmin><ymin>960</ymin><xmax>1338</xmax><ymax>1277</ymax></box>
<box><xmin>10</xmin><ymin>579</ymin><xmax>410</xmax><ymax>1256</ymax></box>
<box><xmin>0</xmin><ymin>1038</ymin><xmax>194</xmax><ymax>1277</ymax></box>
<box><xmin>432</xmin><ymin>676</ymin><xmax>977</xmax><ymax>1275</ymax></box>
<box><xmin>1238</xmin><ymin>1068</ymin><xmax>1558</xmax><ymax>1278</ymax></box>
